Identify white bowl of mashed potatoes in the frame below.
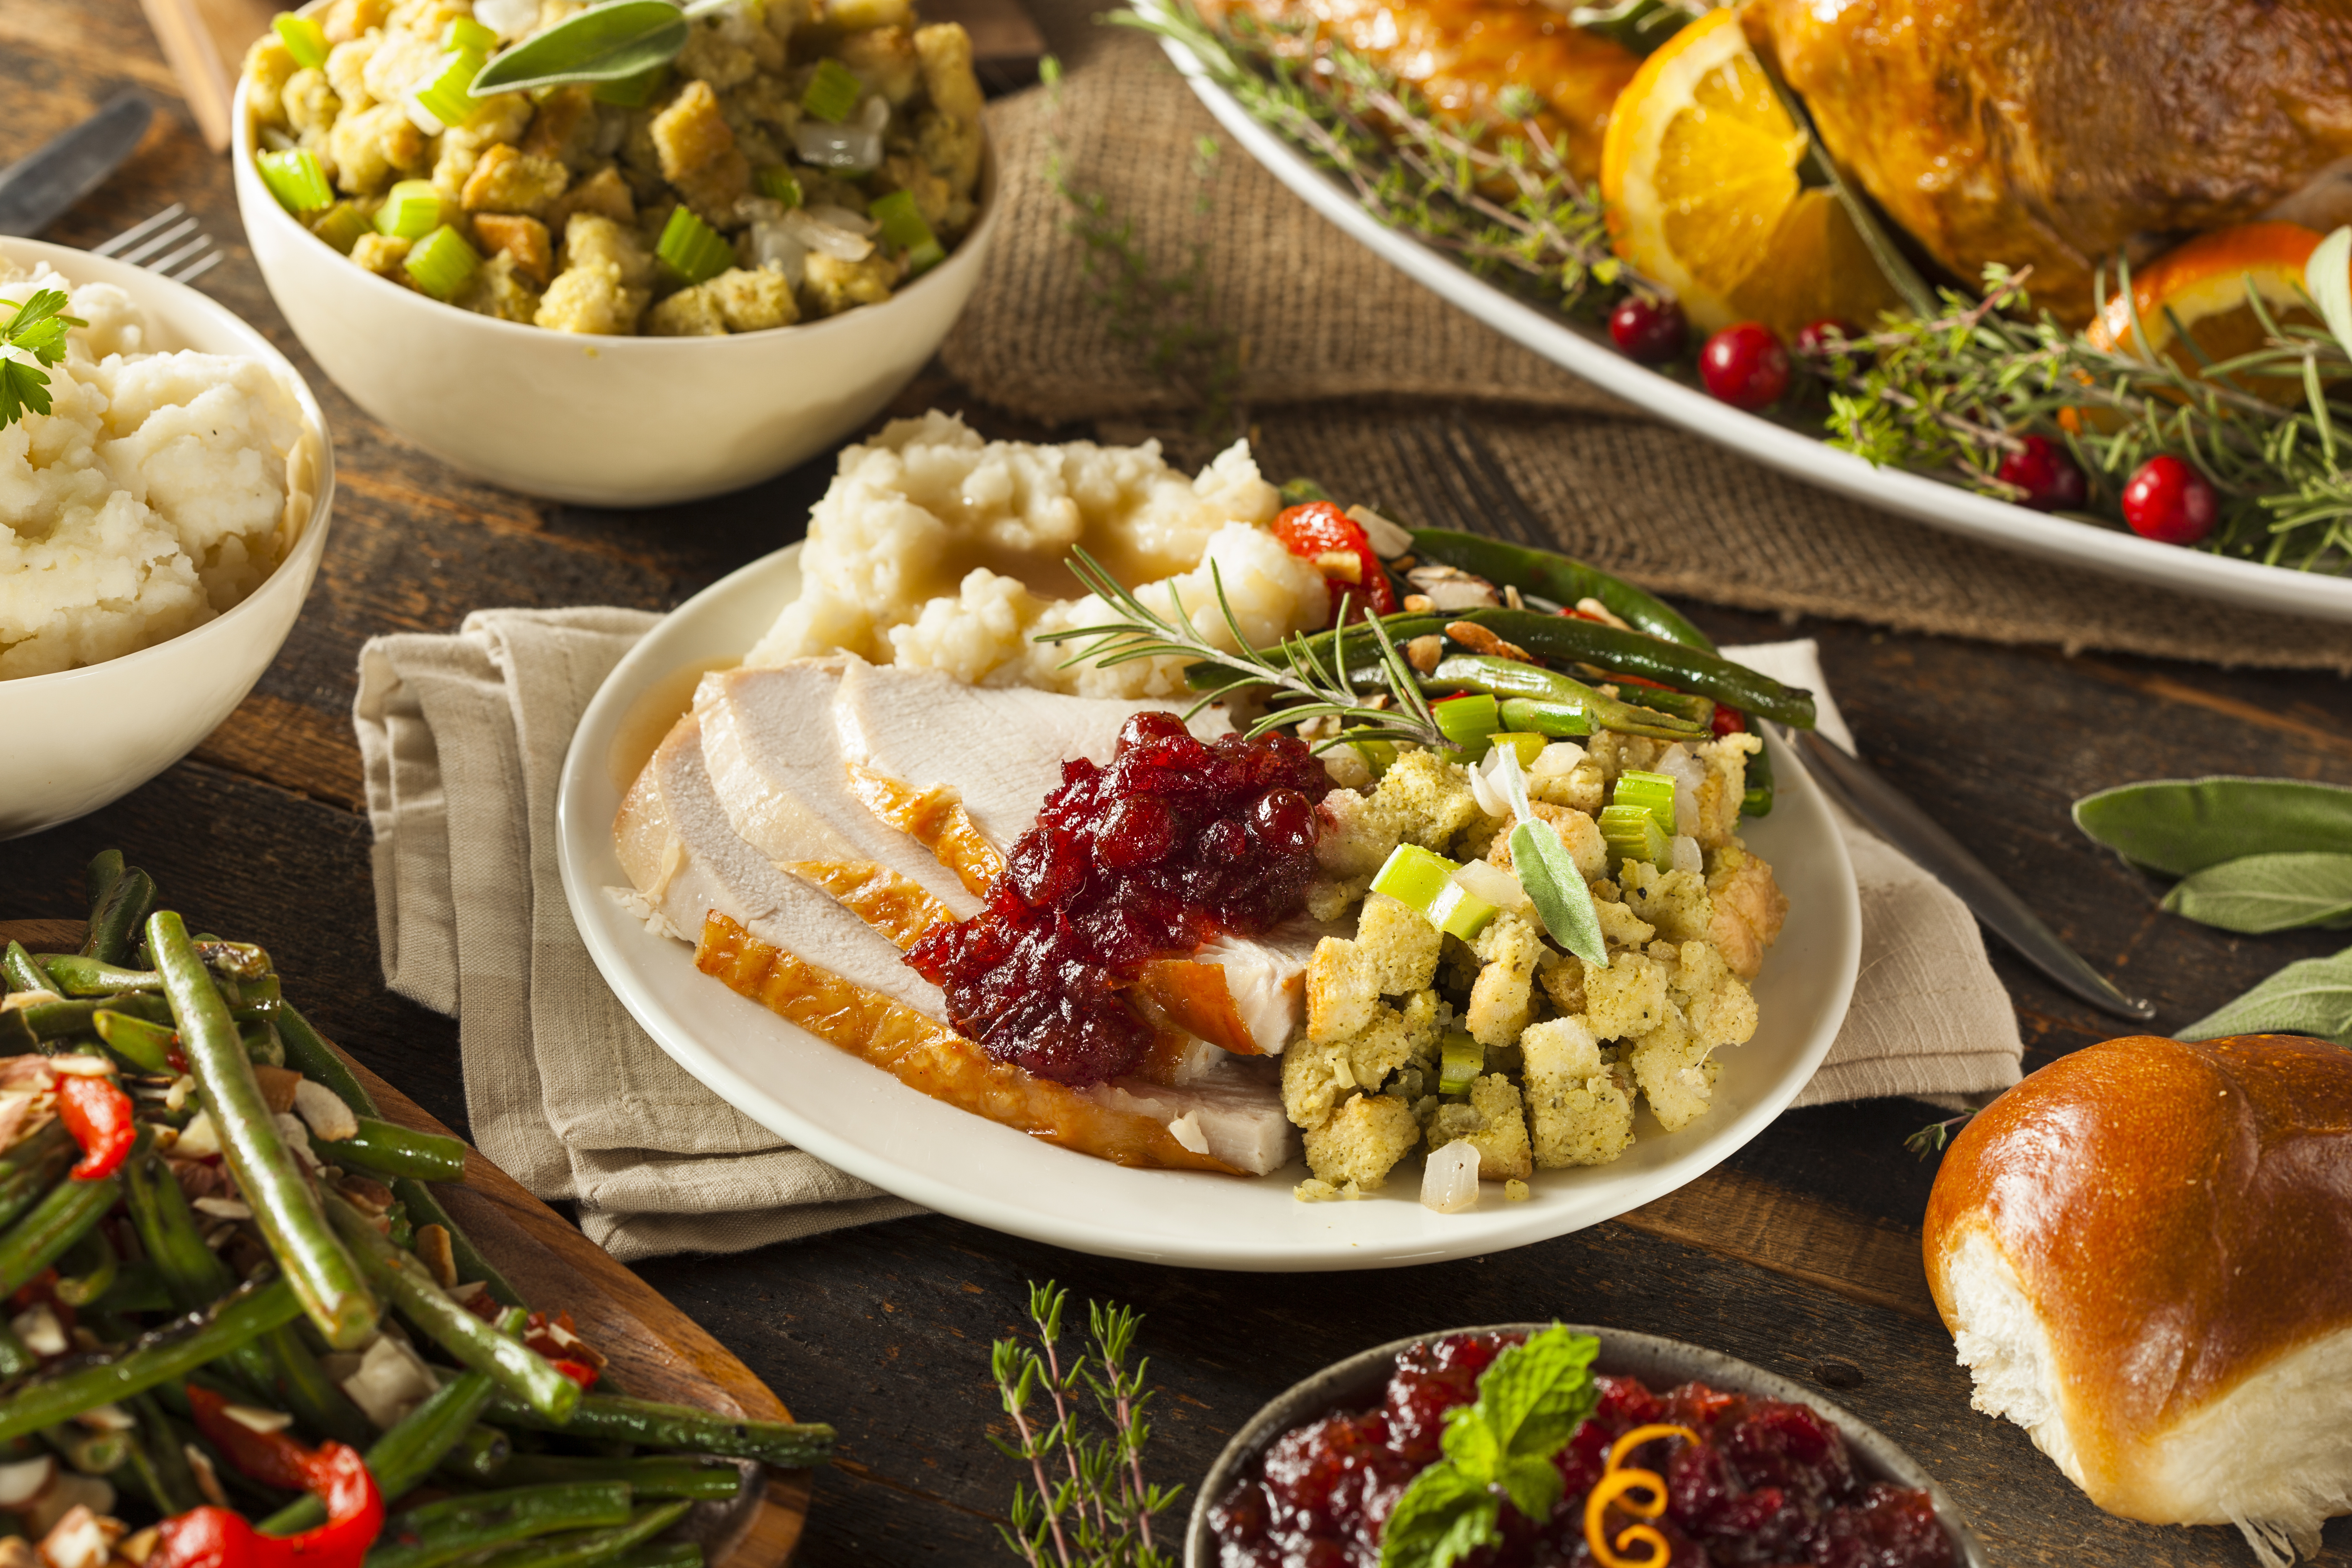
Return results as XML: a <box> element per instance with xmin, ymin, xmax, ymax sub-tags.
<box><xmin>0</xmin><ymin>239</ymin><xmax>333</xmax><ymax>840</ymax></box>
<box><xmin>231</xmin><ymin>0</ymin><xmax>1000</xmax><ymax>508</ymax></box>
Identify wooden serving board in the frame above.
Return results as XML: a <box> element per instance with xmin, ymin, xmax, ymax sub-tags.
<box><xmin>0</xmin><ymin>919</ymin><xmax>811</xmax><ymax>1568</ymax></box>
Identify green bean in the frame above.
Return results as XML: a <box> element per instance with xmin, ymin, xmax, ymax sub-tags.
<box><xmin>94</xmin><ymin>1010</ymin><xmax>180</xmax><ymax>1075</ymax></box>
<box><xmin>35</xmin><ymin>955</ymin><xmax>165</xmax><ymax>997</ymax></box>
<box><xmin>483</xmin><ymin>1392</ymin><xmax>836</xmax><ymax>1468</ymax></box>
<box><xmin>42</xmin><ymin>1423</ymin><xmax>131</xmax><ymax>1475</ymax></box>
<box><xmin>437</xmin><ymin>1423</ymin><xmax>513</xmax><ymax>1482</ymax></box>
<box><xmin>391</xmin><ymin>1179</ymin><xmax>526</xmax><ymax>1311</ymax></box>
<box><xmin>121</xmin><ymin>1144</ymin><xmax>281</xmax><ymax>1398</ymax></box>
<box><xmin>3</xmin><ymin>942</ymin><xmax>49</xmax><ymax>996</ymax></box>
<box><xmin>491</xmin><ymin>1456</ymin><xmax>742</xmax><ymax>1501</ymax></box>
<box><xmin>0</xmin><ymin>1170</ymin><xmax>122</xmax><ymax>1296</ymax></box>
<box><xmin>607</xmin><ymin>1545</ymin><xmax>701</xmax><ymax>1568</ymax></box>
<box><xmin>0</xmin><ymin>1120</ymin><xmax>76</xmax><ymax>1232</ymax></box>
<box><xmin>128</xmin><ymin>1395</ymin><xmax>203</xmax><ymax>1515</ymax></box>
<box><xmin>89</xmin><ymin>1259</ymin><xmax>173</xmax><ymax>1315</ymax></box>
<box><xmin>1452</xmin><ymin>608</ymin><xmax>1816</xmax><ymax>729</ymax></box>
<box><xmin>81</xmin><ymin>864</ymin><xmax>157</xmax><ymax>969</ymax></box>
<box><xmin>22</xmin><ymin>994</ymin><xmax>172</xmax><ymax>1041</ymax></box>
<box><xmin>0</xmin><ymin>1318</ymin><xmax>34</xmax><ymax>1379</ymax></box>
<box><xmin>261</xmin><ymin>1322</ymin><xmax>378</xmax><ymax>1448</ymax></box>
<box><xmin>326</xmin><ymin>1191</ymin><xmax>577</xmax><ymax>1421</ymax></box>
<box><xmin>52</xmin><ymin>1225</ymin><xmax>118</xmax><ymax>1307</ymax></box>
<box><xmin>325</xmin><ymin>1119</ymin><xmax>469</xmax><ymax>1183</ymax></box>
<box><xmin>460</xmin><ymin>1501</ymin><xmax>694</xmax><ymax>1568</ymax></box>
<box><xmin>84</xmin><ymin>851</ymin><xmax>125</xmax><ymax>922</ymax></box>
<box><xmin>369</xmin><ymin>1483</ymin><xmax>636</xmax><ymax>1568</ymax></box>
<box><xmin>1431</xmin><ymin>656</ymin><xmax>1706</xmax><ymax>742</ymax></box>
<box><xmin>239</xmin><ymin>1018</ymin><xmax>285</xmax><ymax>1067</ymax></box>
<box><xmin>194</xmin><ymin>941</ymin><xmax>273</xmax><ymax>982</ymax></box>
<box><xmin>0</xmin><ymin>1275</ymin><xmax>304</xmax><ymax>1441</ymax></box>
<box><xmin>0</xmin><ymin>1010</ymin><xmax>36</xmax><ymax>1057</ymax></box>
<box><xmin>153</xmin><ymin>910</ymin><xmax>377</xmax><ymax>1350</ymax></box>
<box><xmin>1407</xmin><ymin>529</ymin><xmax>1717</xmax><ymax>651</ymax></box>
<box><xmin>260</xmin><ymin>1366</ymin><xmax>503</xmax><ymax>1534</ymax></box>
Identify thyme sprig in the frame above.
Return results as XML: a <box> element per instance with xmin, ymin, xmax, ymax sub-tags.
<box><xmin>1118</xmin><ymin>1</ymin><xmax>1648</xmax><ymax>311</ymax></box>
<box><xmin>1802</xmin><ymin>263</ymin><xmax>2352</xmax><ymax>570</ymax></box>
<box><xmin>990</xmin><ymin>1281</ymin><xmax>1179</xmax><ymax>1568</ymax></box>
<box><xmin>1037</xmin><ymin>547</ymin><xmax>1447</xmax><ymax>752</ymax></box>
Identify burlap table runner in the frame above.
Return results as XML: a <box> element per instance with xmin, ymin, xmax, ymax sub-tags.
<box><xmin>943</xmin><ymin>2</ymin><xmax>2352</xmax><ymax>672</ymax></box>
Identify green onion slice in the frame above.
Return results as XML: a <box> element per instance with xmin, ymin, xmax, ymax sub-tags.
<box><xmin>1612</xmin><ymin>769</ymin><xmax>1676</xmax><ymax>834</ymax></box>
<box><xmin>257</xmin><ymin>149</ymin><xmax>333</xmax><ymax>216</ymax></box>
<box><xmin>800</xmin><ymin>58</ymin><xmax>862</xmax><ymax>124</ymax></box>
<box><xmin>1438</xmin><ymin>1033</ymin><xmax>1482</xmax><ymax>1095</ymax></box>
<box><xmin>415</xmin><ymin>51</ymin><xmax>486</xmax><ymax>129</ymax></box>
<box><xmin>442</xmin><ymin>17</ymin><xmax>500</xmax><ymax>55</ymax></box>
<box><xmin>867</xmin><ymin>189</ymin><xmax>944</xmax><ymax>274</ymax></box>
<box><xmin>273</xmin><ymin>13</ymin><xmax>329</xmax><ymax>67</ymax></box>
<box><xmin>655</xmin><ymin>205</ymin><xmax>734</xmax><ymax>285</ymax></box>
<box><xmin>754</xmin><ymin>166</ymin><xmax>804</xmax><ymax>207</ymax></box>
<box><xmin>404</xmin><ymin>225</ymin><xmax>482</xmax><ymax>300</ymax></box>
<box><xmin>310</xmin><ymin>201</ymin><xmax>373</xmax><ymax>255</ymax></box>
<box><xmin>375</xmin><ymin>180</ymin><xmax>444</xmax><ymax>239</ymax></box>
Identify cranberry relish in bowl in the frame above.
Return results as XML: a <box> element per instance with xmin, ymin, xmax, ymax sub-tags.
<box><xmin>1193</xmin><ymin>1325</ymin><xmax>1983</xmax><ymax>1568</ymax></box>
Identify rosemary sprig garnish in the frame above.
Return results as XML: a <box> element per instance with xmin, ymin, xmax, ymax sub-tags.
<box><xmin>1803</xmin><ymin>264</ymin><xmax>2352</xmax><ymax>570</ymax></box>
<box><xmin>1117</xmin><ymin>1</ymin><xmax>1648</xmax><ymax>311</ymax></box>
<box><xmin>1037</xmin><ymin>547</ymin><xmax>1447</xmax><ymax>752</ymax></box>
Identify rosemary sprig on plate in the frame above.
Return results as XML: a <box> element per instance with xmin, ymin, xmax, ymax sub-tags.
<box><xmin>1803</xmin><ymin>262</ymin><xmax>2352</xmax><ymax>570</ymax></box>
<box><xmin>1118</xmin><ymin>1</ymin><xmax>1648</xmax><ymax>312</ymax></box>
<box><xmin>1037</xmin><ymin>547</ymin><xmax>1448</xmax><ymax>753</ymax></box>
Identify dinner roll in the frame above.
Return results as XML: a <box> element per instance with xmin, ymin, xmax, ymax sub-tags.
<box><xmin>1923</xmin><ymin>1033</ymin><xmax>2352</xmax><ymax>1565</ymax></box>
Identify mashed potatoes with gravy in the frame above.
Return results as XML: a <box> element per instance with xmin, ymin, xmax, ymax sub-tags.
<box><xmin>1</xmin><ymin>255</ymin><xmax>307</xmax><ymax>679</ymax></box>
<box><xmin>747</xmin><ymin>412</ymin><xmax>1331</xmax><ymax>695</ymax></box>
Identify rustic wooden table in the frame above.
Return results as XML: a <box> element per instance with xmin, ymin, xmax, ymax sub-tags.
<box><xmin>8</xmin><ymin>8</ymin><xmax>2350</xmax><ymax>1565</ymax></box>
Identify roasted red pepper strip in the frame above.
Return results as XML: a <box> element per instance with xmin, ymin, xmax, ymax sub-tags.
<box><xmin>1711</xmin><ymin>705</ymin><xmax>1748</xmax><ymax>736</ymax></box>
<box><xmin>57</xmin><ymin>1073</ymin><xmax>137</xmax><ymax>1181</ymax></box>
<box><xmin>188</xmin><ymin>1385</ymin><xmax>323</xmax><ymax>1492</ymax></box>
<box><xmin>1271</xmin><ymin>502</ymin><xmax>1397</xmax><ymax>625</ymax></box>
<box><xmin>152</xmin><ymin>1442</ymin><xmax>382</xmax><ymax>1568</ymax></box>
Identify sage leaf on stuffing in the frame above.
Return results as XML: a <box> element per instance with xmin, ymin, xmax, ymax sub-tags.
<box><xmin>471</xmin><ymin>0</ymin><xmax>732</xmax><ymax>94</ymax></box>
<box><xmin>2161</xmin><ymin>851</ymin><xmax>2352</xmax><ymax>934</ymax></box>
<box><xmin>2179</xmin><ymin>944</ymin><xmax>2352</xmax><ymax>1048</ymax></box>
<box><xmin>2072</xmin><ymin>776</ymin><xmax>2352</xmax><ymax>877</ymax></box>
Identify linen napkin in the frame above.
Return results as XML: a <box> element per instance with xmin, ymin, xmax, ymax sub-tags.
<box><xmin>353</xmin><ymin>614</ymin><xmax>2019</xmax><ymax>1261</ymax></box>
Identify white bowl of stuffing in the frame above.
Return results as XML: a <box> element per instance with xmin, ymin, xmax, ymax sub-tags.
<box><xmin>0</xmin><ymin>238</ymin><xmax>333</xmax><ymax>840</ymax></box>
<box><xmin>232</xmin><ymin>0</ymin><xmax>999</xmax><ymax>507</ymax></box>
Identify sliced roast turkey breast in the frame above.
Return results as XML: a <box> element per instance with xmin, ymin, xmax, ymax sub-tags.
<box><xmin>615</xmin><ymin>714</ymin><xmax>941</xmax><ymax>1016</ymax></box>
<box><xmin>694</xmin><ymin>661</ymin><xmax>981</xmax><ymax>917</ymax></box>
<box><xmin>1086</xmin><ymin>1059</ymin><xmax>1297</xmax><ymax>1175</ymax></box>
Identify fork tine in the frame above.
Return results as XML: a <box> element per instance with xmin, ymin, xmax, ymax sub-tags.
<box><xmin>161</xmin><ymin>250</ymin><xmax>224</xmax><ymax>284</ymax></box>
<box><xmin>91</xmin><ymin>204</ymin><xmax>188</xmax><ymax>257</ymax></box>
<box><xmin>148</xmin><ymin>235</ymin><xmax>214</xmax><ymax>275</ymax></box>
<box><xmin>114</xmin><ymin>218</ymin><xmax>200</xmax><ymax>267</ymax></box>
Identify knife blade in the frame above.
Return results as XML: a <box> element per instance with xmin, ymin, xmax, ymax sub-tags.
<box><xmin>1772</xmin><ymin>723</ymin><xmax>2159</xmax><ymax>1024</ymax></box>
<box><xmin>0</xmin><ymin>93</ymin><xmax>155</xmax><ymax>238</ymax></box>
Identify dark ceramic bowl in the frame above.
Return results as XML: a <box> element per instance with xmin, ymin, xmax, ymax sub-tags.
<box><xmin>1186</xmin><ymin>1323</ymin><xmax>1989</xmax><ymax>1568</ymax></box>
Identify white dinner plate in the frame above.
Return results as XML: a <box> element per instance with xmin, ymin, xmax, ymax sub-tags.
<box><xmin>556</xmin><ymin>544</ymin><xmax>1862</xmax><ymax>1269</ymax></box>
<box><xmin>1150</xmin><ymin>22</ymin><xmax>2352</xmax><ymax>624</ymax></box>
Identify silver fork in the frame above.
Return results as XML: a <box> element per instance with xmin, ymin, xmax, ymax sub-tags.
<box><xmin>90</xmin><ymin>204</ymin><xmax>222</xmax><ymax>285</ymax></box>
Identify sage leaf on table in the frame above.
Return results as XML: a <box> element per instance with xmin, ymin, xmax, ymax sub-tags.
<box><xmin>471</xmin><ymin>0</ymin><xmax>730</xmax><ymax>94</ymax></box>
<box><xmin>2179</xmin><ymin>944</ymin><xmax>2352</xmax><ymax>1047</ymax></box>
<box><xmin>2161</xmin><ymin>851</ymin><xmax>2352</xmax><ymax>934</ymax></box>
<box><xmin>2073</xmin><ymin>776</ymin><xmax>2352</xmax><ymax>876</ymax></box>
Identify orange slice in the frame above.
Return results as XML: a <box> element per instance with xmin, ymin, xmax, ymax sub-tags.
<box><xmin>1600</xmin><ymin>10</ymin><xmax>1896</xmax><ymax>337</ymax></box>
<box><xmin>2086</xmin><ymin>222</ymin><xmax>2333</xmax><ymax>402</ymax></box>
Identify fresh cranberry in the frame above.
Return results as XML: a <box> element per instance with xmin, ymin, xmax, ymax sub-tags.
<box><xmin>1699</xmin><ymin>322</ymin><xmax>1790</xmax><ymax>410</ymax></box>
<box><xmin>1119</xmin><ymin>710</ymin><xmax>1192</xmax><ymax>751</ymax></box>
<box><xmin>1094</xmin><ymin>796</ymin><xmax>1177</xmax><ymax>868</ymax></box>
<box><xmin>1995</xmin><ymin>435</ymin><xmax>2087</xmax><ymax>513</ymax></box>
<box><xmin>1793</xmin><ymin>318</ymin><xmax>1859</xmax><ymax>358</ymax></box>
<box><xmin>1595</xmin><ymin>1374</ymin><xmax>1664</xmax><ymax>1430</ymax></box>
<box><xmin>1610</xmin><ymin>295</ymin><xmax>1688</xmax><ymax>363</ymax></box>
<box><xmin>2121</xmin><ymin>454</ymin><xmax>2218</xmax><ymax>544</ymax></box>
<box><xmin>1250</xmin><ymin>789</ymin><xmax>1317</xmax><ymax>855</ymax></box>
<box><xmin>1817</xmin><ymin>1484</ymin><xmax>1954</xmax><ymax>1568</ymax></box>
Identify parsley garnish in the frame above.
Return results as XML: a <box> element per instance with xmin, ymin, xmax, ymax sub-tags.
<box><xmin>0</xmin><ymin>289</ymin><xmax>87</xmax><ymax>433</ymax></box>
<box><xmin>1377</xmin><ymin>1324</ymin><xmax>1603</xmax><ymax>1568</ymax></box>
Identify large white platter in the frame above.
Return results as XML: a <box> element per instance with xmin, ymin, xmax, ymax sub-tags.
<box><xmin>1151</xmin><ymin>24</ymin><xmax>2352</xmax><ymax>624</ymax></box>
<box><xmin>556</xmin><ymin>544</ymin><xmax>1861</xmax><ymax>1269</ymax></box>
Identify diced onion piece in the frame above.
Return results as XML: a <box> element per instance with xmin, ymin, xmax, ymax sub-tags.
<box><xmin>257</xmin><ymin>148</ymin><xmax>333</xmax><ymax>216</ymax></box>
<box><xmin>804</xmin><ymin>203</ymin><xmax>875</xmax><ymax>236</ymax></box>
<box><xmin>441</xmin><ymin>16</ymin><xmax>499</xmax><ymax>55</ymax></box>
<box><xmin>799</xmin><ymin>57</ymin><xmax>863</xmax><ymax>123</ymax></box>
<box><xmin>1421</xmin><ymin>1139</ymin><xmax>1480</xmax><ymax>1213</ymax></box>
<box><xmin>1611</xmin><ymin>769</ymin><xmax>1677</xmax><ymax>834</ymax></box>
<box><xmin>404</xmin><ymin>224</ymin><xmax>481</xmax><ymax>300</ymax></box>
<box><xmin>1671</xmin><ymin>834</ymin><xmax>1703</xmax><ymax>875</ymax></box>
<box><xmin>1599</xmin><ymin>803</ymin><xmax>1670</xmax><ymax>869</ymax></box>
<box><xmin>1530</xmin><ymin>740</ymin><xmax>1586</xmax><ymax>778</ymax></box>
<box><xmin>414</xmin><ymin>49</ymin><xmax>485</xmax><ymax>132</ymax></box>
<box><xmin>1452</xmin><ymin>858</ymin><xmax>1529</xmax><ymax>916</ymax></box>
<box><xmin>292</xmin><ymin>1077</ymin><xmax>359</xmax><ymax>1142</ymax></box>
<box><xmin>656</xmin><ymin>205</ymin><xmax>734</xmax><ymax>286</ymax></box>
<box><xmin>374</xmin><ymin>180</ymin><xmax>443</xmax><ymax>239</ymax></box>
<box><xmin>474</xmin><ymin>0</ymin><xmax>539</xmax><ymax>39</ymax></box>
<box><xmin>754</xmin><ymin>165</ymin><xmax>804</xmax><ymax>207</ymax></box>
<box><xmin>1434</xmin><ymin>694</ymin><xmax>1500</xmax><ymax>758</ymax></box>
<box><xmin>311</xmin><ymin>201</ymin><xmax>372</xmax><ymax>255</ymax></box>
<box><xmin>793</xmin><ymin>118</ymin><xmax>881</xmax><ymax>173</ymax></box>
<box><xmin>1653</xmin><ymin>743</ymin><xmax>1705</xmax><ymax>833</ymax></box>
<box><xmin>783</xmin><ymin>208</ymin><xmax>873</xmax><ymax>260</ymax></box>
<box><xmin>750</xmin><ymin>218</ymin><xmax>807</xmax><ymax>283</ymax></box>
<box><xmin>1370</xmin><ymin>844</ymin><xmax>1460</xmax><ymax>918</ymax></box>
<box><xmin>867</xmin><ymin>189</ymin><xmax>944</xmax><ymax>274</ymax></box>
<box><xmin>0</xmin><ymin>1456</ymin><xmax>55</xmax><ymax>1509</ymax></box>
<box><xmin>273</xmin><ymin>12</ymin><xmax>329</xmax><ymax>66</ymax></box>
<box><xmin>1438</xmin><ymin>1033</ymin><xmax>1483</xmax><ymax>1095</ymax></box>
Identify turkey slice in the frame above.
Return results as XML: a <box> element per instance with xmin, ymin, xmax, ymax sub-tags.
<box><xmin>1085</xmin><ymin>1059</ymin><xmax>1298</xmax><ymax>1175</ymax></box>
